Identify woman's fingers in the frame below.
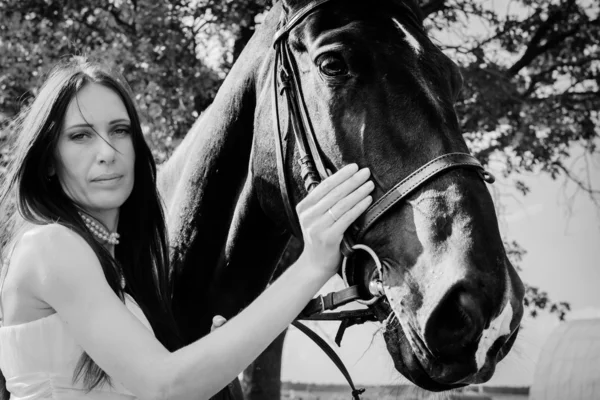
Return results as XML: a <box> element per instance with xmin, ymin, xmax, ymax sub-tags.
<box><xmin>315</xmin><ymin>167</ymin><xmax>371</xmax><ymax>216</ymax></box>
<box><xmin>296</xmin><ymin>166</ymin><xmax>374</xmax><ymax>234</ymax></box>
<box><xmin>326</xmin><ymin>180</ymin><xmax>374</xmax><ymax>223</ymax></box>
<box><xmin>329</xmin><ymin>194</ymin><xmax>373</xmax><ymax>234</ymax></box>
<box><xmin>211</xmin><ymin>315</ymin><xmax>227</xmax><ymax>332</ymax></box>
<box><xmin>296</xmin><ymin>164</ymin><xmax>359</xmax><ymax>212</ymax></box>
<box><xmin>296</xmin><ymin>166</ymin><xmax>371</xmax><ymax>224</ymax></box>
<box><xmin>296</xmin><ymin>165</ymin><xmax>374</xmax><ymax>277</ymax></box>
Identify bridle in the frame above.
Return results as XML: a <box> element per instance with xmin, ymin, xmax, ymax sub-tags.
<box><xmin>270</xmin><ymin>0</ymin><xmax>494</xmax><ymax>397</ymax></box>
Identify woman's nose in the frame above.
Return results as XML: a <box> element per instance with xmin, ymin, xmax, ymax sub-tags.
<box><xmin>96</xmin><ymin>135</ymin><xmax>117</xmax><ymax>164</ymax></box>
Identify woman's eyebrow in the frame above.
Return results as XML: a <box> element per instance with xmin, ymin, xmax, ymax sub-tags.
<box><xmin>108</xmin><ymin>118</ymin><xmax>131</xmax><ymax>126</ymax></box>
<box><xmin>64</xmin><ymin>122</ymin><xmax>93</xmax><ymax>131</ymax></box>
<box><xmin>64</xmin><ymin>119</ymin><xmax>131</xmax><ymax>131</ymax></box>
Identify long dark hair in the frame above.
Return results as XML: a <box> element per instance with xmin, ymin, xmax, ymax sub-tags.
<box><xmin>0</xmin><ymin>56</ymin><xmax>182</xmax><ymax>394</ymax></box>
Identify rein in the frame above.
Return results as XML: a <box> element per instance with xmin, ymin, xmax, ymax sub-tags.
<box><xmin>270</xmin><ymin>0</ymin><xmax>495</xmax><ymax>397</ymax></box>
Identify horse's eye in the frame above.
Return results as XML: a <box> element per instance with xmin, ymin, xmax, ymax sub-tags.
<box><xmin>317</xmin><ymin>54</ymin><xmax>348</xmax><ymax>77</ymax></box>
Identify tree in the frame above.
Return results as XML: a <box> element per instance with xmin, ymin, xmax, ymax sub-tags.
<box><xmin>0</xmin><ymin>0</ymin><xmax>270</xmax><ymax>164</ymax></box>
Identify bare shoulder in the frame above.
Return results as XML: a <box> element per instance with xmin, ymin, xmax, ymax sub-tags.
<box><xmin>19</xmin><ymin>223</ymin><xmax>90</xmax><ymax>259</ymax></box>
<box><xmin>14</xmin><ymin>223</ymin><xmax>99</xmax><ymax>292</ymax></box>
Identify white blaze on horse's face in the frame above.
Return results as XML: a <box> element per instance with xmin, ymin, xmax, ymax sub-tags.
<box><xmin>475</xmin><ymin>302</ymin><xmax>513</xmax><ymax>370</ymax></box>
<box><xmin>392</xmin><ymin>18</ymin><xmax>421</xmax><ymax>55</ymax></box>
<box><xmin>474</xmin><ymin>267</ymin><xmax>515</xmax><ymax>370</ymax></box>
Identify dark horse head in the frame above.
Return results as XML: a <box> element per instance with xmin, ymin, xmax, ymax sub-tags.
<box><xmin>158</xmin><ymin>0</ymin><xmax>525</xmax><ymax>392</ymax></box>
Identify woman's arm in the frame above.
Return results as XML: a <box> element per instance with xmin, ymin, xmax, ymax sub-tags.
<box><xmin>166</xmin><ymin>251</ymin><xmax>332</xmax><ymax>398</ymax></box>
<box><xmin>28</xmin><ymin>164</ymin><xmax>372</xmax><ymax>400</ymax></box>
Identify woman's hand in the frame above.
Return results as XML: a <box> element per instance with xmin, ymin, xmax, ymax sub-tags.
<box><xmin>210</xmin><ymin>315</ymin><xmax>227</xmax><ymax>332</ymax></box>
<box><xmin>296</xmin><ymin>163</ymin><xmax>373</xmax><ymax>278</ymax></box>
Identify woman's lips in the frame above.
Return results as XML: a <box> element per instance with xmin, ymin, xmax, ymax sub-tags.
<box><xmin>92</xmin><ymin>174</ymin><xmax>123</xmax><ymax>183</ymax></box>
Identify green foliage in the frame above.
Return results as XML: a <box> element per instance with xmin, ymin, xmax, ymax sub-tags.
<box><xmin>424</xmin><ymin>0</ymin><xmax>599</xmax><ymax>183</ymax></box>
<box><xmin>504</xmin><ymin>240</ymin><xmax>571</xmax><ymax>320</ymax></box>
<box><xmin>524</xmin><ymin>285</ymin><xmax>571</xmax><ymax>320</ymax></box>
<box><xmin>0</xmin><ymin>0</ymin><xmax>270</xmax><ymax>164</ymax></box>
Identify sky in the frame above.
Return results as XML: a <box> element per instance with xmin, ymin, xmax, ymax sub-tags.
<box><xmin>281</xmin><ymin>150</ymin><xmax>600</xmax><ymax>387</ymax></box>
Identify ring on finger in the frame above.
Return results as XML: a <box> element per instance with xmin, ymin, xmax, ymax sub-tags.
<box><xmin>328</xmin><ymin>208</ymin><xmax>338</xmax><ymax>222</ymax></box>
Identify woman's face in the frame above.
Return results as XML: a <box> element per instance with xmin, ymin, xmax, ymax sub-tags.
<box><xmin>54</xmin><ymin>83</ymin><xmax>135</xmax><ymax>218</ymax></box>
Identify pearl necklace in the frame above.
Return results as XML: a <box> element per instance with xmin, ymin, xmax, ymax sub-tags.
<box><xmin>79</xmin><ymin>213</ymin><xmax>120</xmax><ymax>245</ymax></box>
<box><xmin>79</xmin><ymin>212</ymin><xmax>125</xmax><ymax>289</ymax></box>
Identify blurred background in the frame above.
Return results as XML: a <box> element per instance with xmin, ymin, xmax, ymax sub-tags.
<box><xmin>1</xmin><ymin>0</ymin><xmax>598</xmax><ymax>399</ymax></box>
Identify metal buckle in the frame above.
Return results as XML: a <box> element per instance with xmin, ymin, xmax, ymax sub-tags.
<box><xmin>341</xmin><ymin>244</ymin><xmax>384</xmax><ymax>306</ymax></box>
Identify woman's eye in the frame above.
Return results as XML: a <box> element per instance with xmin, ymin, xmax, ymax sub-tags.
<box><xmin>113</xmin><ymin>127</ymin><xmax>131</xmax><ymax>136</ymax></box>
<box><xmin>317</xmin><ymin>54</ymin><xmax>349</xmax><ymax>77</ymax></box>
<box><xmin>70</xmin><ymin>132</ymin><xmax>90</xmax><ymax>141</ymax></box>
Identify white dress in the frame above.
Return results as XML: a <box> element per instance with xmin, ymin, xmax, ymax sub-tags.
<box><xmin>0</xmin><ymin>257</ymin><xmax>153</xmax><ymax>399</ymax></box>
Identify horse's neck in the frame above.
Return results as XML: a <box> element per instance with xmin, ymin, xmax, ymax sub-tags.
<box><xmin>158</xmin><ymin>3</ymin><xmax>282</xmax><ymax>230</ymax></box>
<box><xmin>160</xmin><ymin>4</ymin><xmax>293</xmax><ymax>341</ymax></box>
<box><xmin>158</xmin><ymin>111</ymin><xmax>208</xmax><ymax>215</ymax></box>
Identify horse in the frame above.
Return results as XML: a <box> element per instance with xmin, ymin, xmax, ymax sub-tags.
<box><xmin>157</xmin><ymin>0</ymin><xmax>525</xmax><ymax>395</ymax></box>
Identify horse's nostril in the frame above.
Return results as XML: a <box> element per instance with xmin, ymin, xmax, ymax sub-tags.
<box><xmin>424</xmin><ymin>287</ymin><xmax>486</xmax><ymax>360</ymax></box>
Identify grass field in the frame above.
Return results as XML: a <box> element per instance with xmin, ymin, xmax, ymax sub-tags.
<box><xmin>281</xmin><ymin>383</ymin><xmax>529</xmax><ymax>400</ymax></box>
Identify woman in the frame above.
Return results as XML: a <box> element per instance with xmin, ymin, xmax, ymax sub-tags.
<box><xmin>0</xmin><ymin>57</ymin><xmax>374</xmax><ymax>399</ymax></box>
